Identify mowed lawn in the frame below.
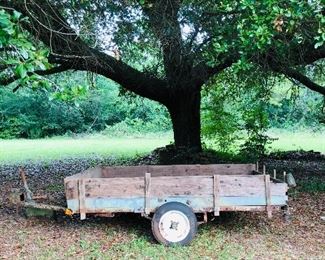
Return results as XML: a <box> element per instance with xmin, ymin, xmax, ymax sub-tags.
<box><xmin>0</xmin><ymin>135</ymin><xmax>172</xmax><ymax>163</ymax></box>
<box><xmin>268</xmin><ymin>129</ymin><xmax>325</xmax><ymax>153</ymax></box>
<box><xmin>0</xmin><ymin>130</ymin><xmax>324</xmax><ymax>164</ymax></box>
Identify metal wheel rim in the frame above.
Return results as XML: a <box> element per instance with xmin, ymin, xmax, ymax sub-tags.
<box><xmin>158</xmin><ymin>210</ymin><xmax>190</xmax><ymax>243</ymax></box>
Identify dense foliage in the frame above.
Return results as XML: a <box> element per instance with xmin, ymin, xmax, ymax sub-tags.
<box><xmin>201</xmin><ymin>65</ymin><xmax>324</xmax><ymax>154</ymax></box>
<box><xmin>0</xmin><ymin>1</ymin><xmax>324</xmax><ymax>152</ymax></box>
<box><xmin>0</xmin><ymin>73</ymin><xmax>171</xmax><ymax>139</ymax></box>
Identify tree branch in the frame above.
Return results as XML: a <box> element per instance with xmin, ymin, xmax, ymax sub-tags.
<box><xmin>192</xmin><ymin>54</ymin><xmax>238</xmax><ymax>87</ymax></box>
<box><xmin>278</xmin><ymin>67</ymin><xmax>325</xmax><ymax>95</ymax></box>
<box><xmin>1</xmin><ymin>0</ymin><xmax>169</xmax><ymax>103</ymax></box>
<box><xmin>0</xmin><ymin>64</ymin><xmax>70</xmax><ymax>86</ymax></box>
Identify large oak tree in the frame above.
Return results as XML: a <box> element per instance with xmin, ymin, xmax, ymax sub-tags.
<box><xmin>1</xmin><ymin>0</ymin><xmax>324</xmax><ymax>151</ymax></box>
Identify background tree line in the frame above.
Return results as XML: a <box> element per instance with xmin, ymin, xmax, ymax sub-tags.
<box><xmin>0</xmin><ymin>72</ymin><xmax>171</xmax><ymax>139</ymax></box>
<box><xmin>1</xmin><ymin>70</ymin><xmax>323</xmax><ymax>142</ymax></box>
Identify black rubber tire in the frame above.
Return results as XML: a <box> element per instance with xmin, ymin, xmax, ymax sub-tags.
<box><xmin>151</xmin><ymin>202</ymin><xmax>197</xmax><ymax>246</ymax></box>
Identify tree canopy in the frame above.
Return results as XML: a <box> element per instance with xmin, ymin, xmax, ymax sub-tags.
<box><xmin>1</xmin><ymin>0</ymin><xmax>324</xmax><ymax>151</ymax></box>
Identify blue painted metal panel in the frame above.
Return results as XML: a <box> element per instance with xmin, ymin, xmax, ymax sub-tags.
<box><xmin>67</xmin><ymin>196</ymin><xmax>213</xmax><ymax>213</ymax></box>
<box><xmin>67</xmin><ymin>195</ymin><xmax>287</xmax><ymax>213</ymax></box>
<box><xmin>219</xmin><ymin>196</ymin><xmax>287</xmax><ymax>206</ymax></box>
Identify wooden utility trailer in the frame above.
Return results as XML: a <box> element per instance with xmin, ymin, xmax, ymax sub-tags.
<box><xmin>64</xmin><ymin>164</ymin><xmax>288</xmax><ymax>245</ymax></box>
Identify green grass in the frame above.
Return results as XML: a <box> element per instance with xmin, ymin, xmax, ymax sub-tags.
<box><xmin>0</xmin><ymin>134</ymin><xmax>172</xmax><ymax>163</ymax></box>
<box><xmin>0</xmin><ymin>130</ymin><xmax>324</xmax><ymax>164</ymax></box>
<box><xmin>268</xmin><ymin>129</ymin><xmax>325</xmax><ymax>153</ymax></box>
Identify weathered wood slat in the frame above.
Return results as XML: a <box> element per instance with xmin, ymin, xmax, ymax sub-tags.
<box><xmin>213</xmin><ymin>175</ymin><xmax>220</xmax><ymax>216</ymax></box>
<box><xmin>150</xmin><ymin>176</ymin><xmax>212</xmax><ymax>197</ymax></box>
<box><xmin>65</xmin><ymin>179</ymin><xmax>78</xmax><ymax>200</ymax></box>
<box><xmin>78</xmin><ymin>179</ymin><xmax>86</xmax><ymax>220</ymax></box>
<box><xmin>265</xmin><ymin>174</ymin><xmax>272</xmax><ymax>218</ymax></box>
<box><xmin>219</xmin><ymin>181</ymin><xmax>287</xmax><ymax>196</ymax></box>
<box><xmin>101</xmin><ymin>166</ymin><xmax>149</xmax><ymax>178</ymax></box>
<box><xmin>84</xmin><ymin>177</ymin><xmax>144</xmax><ymax>198</ymax></box>
<box><xmin>99</xmin><ymin>164</ymin><xmax>256</xmax><ymax>178</ymax></box>
<box><xmin>144</xmin><ymin>172</ymin><xmax>151</xmax><ymax>214</ymax></box>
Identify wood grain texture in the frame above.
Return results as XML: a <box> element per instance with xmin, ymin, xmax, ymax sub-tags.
<box><xmin>63</xmin><ymin>165</ymin><xmax>288</xmax><ymax>216</ymax></box>
<box><xmin>264</xmin><ymin>174</ymin><xmax>272</xmax><ymax>218</ymax></box>
<box><xmin>84</xmin><ymin>177</ymin><xmax>144</xmax><ymax>198</ymax></box>
<box><xmin>150</xmin><ymin>176</ymin><xmax>212</xmax><ymax>197</ymax></box>
<box><xmin>65</xmin><ymin>174</ymin><xmax>287</xmax><ymax>200</ymax></box>
<box><xmin>78</xmin><ymin>179</ymin><xmax>86</xmax><ymax>220</ymax></box>
<box><xmin>144</xmin><ymin>172</ymin><xmax>151</xmax><ymax>214</ymax></box>
<box><xmin>213</xmin><ymin>175</ymin><xmax>220</xmax><ymax>216</ymax></box>
<box><xmin>99</xmin><ymin>164</ymin><xmax>255</xmax><ymax>178</ymax></box>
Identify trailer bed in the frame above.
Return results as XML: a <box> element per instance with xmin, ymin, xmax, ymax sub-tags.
<box><xmin>64</xmin><ymin>164</ymin><xmax>288</xmax><ymax>219</ymax></box>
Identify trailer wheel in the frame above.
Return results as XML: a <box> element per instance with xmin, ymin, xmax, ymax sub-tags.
<box><xmin>151</xmin><ymin>202</ymin><xmax>197</xmax><ymax>246</ymax></box>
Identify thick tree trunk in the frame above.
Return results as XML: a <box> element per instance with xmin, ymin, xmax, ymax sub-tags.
<box><xmin>167</xmin><ymin>90</ymin><xmax>202</xmax><ymax>152</ymax></box>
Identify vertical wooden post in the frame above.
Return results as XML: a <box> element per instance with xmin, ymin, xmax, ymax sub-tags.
<box><xmin>264</xmin><ymin>174</ymin><xmax>272</xmax><ymax>218</ymax></box>
<box><xmin>256</xmin><ymin>161</ymin><xmax>259</xmax><ymax>172</ymax></box>
<box><xmin>273</xmin><ymin>169</ymin><xmax>276</xmax><ymax>179</ymax></box>
<box><xmin>283</xmin><ymin>171</ymin><xmax>287</xmax><ymax>182</ymax></box>
<box><xmin>78</xmin><ymin>179</ymin><xmax>86</xmax><ymax>220</ymax></box>
<box><xmin>213</xmin><ymin>175</ymin><xmax>220</xmax><ymax>216</ymax></box>
<box><xmin>144</xmin><ymin>172</ymin><xmax>151</xmax><ymax>215</ymax></box>
<box><xmin>263</xmin><ymin>165</ymin><xmax>266</xmax><ymax>175</ymax></box>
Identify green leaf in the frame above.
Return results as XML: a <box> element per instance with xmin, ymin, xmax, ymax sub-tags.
<box><xmin>15</xmin><ymin>64</ymin><xmax>27</xmax><ymax>78</ymax></box>
<box><xmin>20</xmin><ymin>48</ymin><xmax>29</xmax><ymax>59</ymax></box>
<box><xmin>12</xmin><ymin>11</ymin><xmax>22</xmax><ymax>22</ymax></box>
<box><xmin>0</xmin><ymin>14</ymin><xmax>10</xmax><ymax>28</ymax></box>
<box><xmin>314</xmin><ymin>41</ymin><xmax>323</xmax><ymax>49</ymax></box>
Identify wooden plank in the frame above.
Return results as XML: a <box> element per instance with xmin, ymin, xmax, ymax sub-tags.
<box><xmin>84</xmin><ymin>177</ymin><xmax>144</xmax><ymax>198</ymax></box>
<box><xmin>144</xmin><ymin>172</ymin><xmax>151</xmax><ymax>214</ymax></box>
<box><xmin>64</xmin><ymin>179</ymin><xmax>78</xmax><ymax>200</ymax></box>
<box><xmin>78</xmin><ymin>179</ymin><xmax>86</xmax><ymax>220</ymax></box>
<box><xmin>264</xmin><ymin>174</ymin><xmax>272</xmax><ymax>218</ymax></box>
<box><xmin>219</xmin><ymin>175</ymin><xmax>264</xmax><ymax>197</ymax></box>
<box><xmin>200</xmin><ymin>164</ymin><xmax>255</xmax><ymax>175</ymax></box>
<box><xmin>213</xmin><ymin>175</ymin><xmax>220</xmax><ymax>216</ymax></box>
<box><xmin>218</xmin><ymin>177</ymin><xmax>287</xmax><ymax>197</ymax></box>
<box><xmin>151</xmin><ymin>176</ymin><xmax>212</xmax><ymax>197</ymax></box>
<box><xmin>101</xmin><ymin>166</ymin><xmax>149</xmax><ymax>178</ymax></box>
<box><xmin>99</xmin><ymin>164</ymin><xmax>256</xmax><ymax>178</ymax></box>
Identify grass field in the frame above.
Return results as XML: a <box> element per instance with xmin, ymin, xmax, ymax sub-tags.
<box><xmin>0</xmin><ymin>130</ymin><xmax>324</xmax><ymax>164</ymax></box>
<box><xmin>268</xmin><ymin>129</ymin><xmax>325</xmax><ymax>153</ymax></box>
<box><xmin>0</xmin><ymin>134</ymin><xmax>172</xmax><ymax>163</ymax></box>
